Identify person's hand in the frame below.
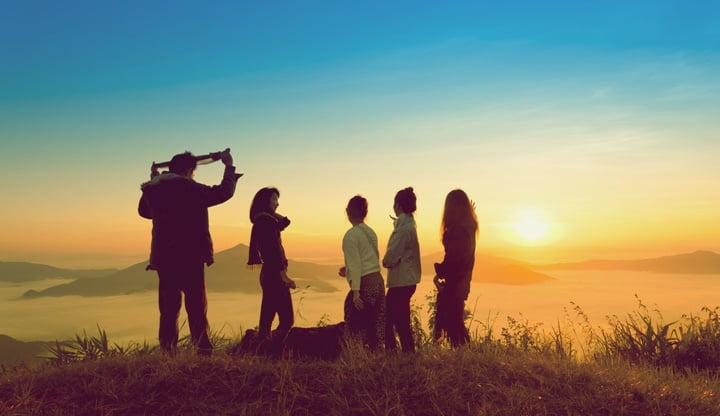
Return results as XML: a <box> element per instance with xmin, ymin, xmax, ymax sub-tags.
<box><xmin>281</xmin><ymin>270</ymin><xmax>296</xmax><ymax>289</ymax></box>
<box><xmin>352</xmin><ymin>291</ymin><xmax>364</xmax><ymax>309</ymax></box>
<box><xmin>433</xmin><ymin>275</ymin><xmax>445</xmax><ymax>292</ymax></box>
<box><xmin>220</xmin><ymin>148</ymin><xmax>233</xmax><ymax>166</ymax></box>
<box><xmin>283</xmin><ymin>277</ymin><xmax>296</xmax><ymax>290</ymax></box>
<box><xmin>338</xmin><ymin>267</ymin><xmax>346</xmax><ymax>278</ymax></box>
<box><xmin>150</xmin><ymin>164</ymin><xmax>160</xmax><ymax>179</ymax></box>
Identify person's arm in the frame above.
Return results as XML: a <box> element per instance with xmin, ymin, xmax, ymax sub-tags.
<box><xmin>275</xmin><ymin>215</ymin><xmax>294</xmax><ymax>288</ymax></box>
<box><xmin>343</xmin><ymin>231</ymin><xmax>365</xmax><ymax>309</ymax></box>
<box><xmin>342</xmin><ymin>231</ymin><xmax>362</xmax><ymax>292</ymax></box>
<box><xmin>434</xmin><ymin>227</ymin><xmax>472</xmax><ymax>281</ymax></box>
<box><xmin>138</xmin><ymin>194</ymin><xmax>152</xmax><ymax>219</ymax></box>
<box><xmin>279</xmin><ymin>269</ymin><xmax>296</xmax><ymax>289</ymax></box>
<box><xmin>275</xmin><ymin>214</ymin><xmax>291</xmax><ymax>232</ymax></box>
<box><xmin>382</xmin><ymin>226</ymin><xmax>408</xmax><ymax>269</ymax></box>
<box><xmin>200</xmin><ymin>150</ymin><xmax>240</xmax><ymax>207</ymax></box>
<box><xmin>256</xmin><ymin>217</ymin><xmax>286</xmax><ymax>273</ymax></box>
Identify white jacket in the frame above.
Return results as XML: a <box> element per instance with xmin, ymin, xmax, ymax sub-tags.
<box><xmin>383</xmin><ymin>214</ymin><xmax>421</xmax><ymax>288</ymax></box>
<box><xmin>342</xmin><ymin>223</ymin><xmax>381</xmax><ymax>291</ymax></box>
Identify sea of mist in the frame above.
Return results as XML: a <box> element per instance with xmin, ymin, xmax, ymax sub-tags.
<box><xmin>2</xmin><ymin>271</ymin><xmax>720</xmax><ymax>346</ymax></box>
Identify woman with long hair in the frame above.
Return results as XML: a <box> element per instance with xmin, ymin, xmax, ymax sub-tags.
<box><xmin>339</xmin><ymin>195</ymin><xmax>386</xmax><ymax>350</ymax></box>
<box><xmin>383</xmin><ymin>187</ymin><xmax>421</xmax><ymax>352</ymax></box>
<box><xmin>247</xmin><ymin>187</ymin><xmax>296</xmax><ymax>339</ymax></box>
<box><xmin>433</xmin><ymin>189</ymin><xmax>478</xmax><ymax>347</ymax></box>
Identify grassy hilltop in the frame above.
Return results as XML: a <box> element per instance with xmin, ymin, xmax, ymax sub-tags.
<box><xmin>2</xmin><ymin>302</ymin><xmax>720</xmax><ymax>415</ymax></box>
<box><xmin>3</xmin><ymin>346</ymin><xmax>719</xmax><ymax>415</ymax></box>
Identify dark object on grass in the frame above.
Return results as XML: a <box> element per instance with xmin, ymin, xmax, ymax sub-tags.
<box><xmin>231</xmin><ymin>322</ymin><xmax>347</xmax><ymax>360</ymax></box>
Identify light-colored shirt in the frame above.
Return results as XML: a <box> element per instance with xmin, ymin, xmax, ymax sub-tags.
<box><xmin>342</xmin><ymin>222</ymin><xmax>381</xmax><ymax>291</ymax></box>
<box><xmin>383</xmin><ymin>213</ymin><xmax>422</xmax><ymax>288</ymax></box>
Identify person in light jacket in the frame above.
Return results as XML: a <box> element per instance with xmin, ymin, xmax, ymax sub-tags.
<box><xmin>383</xmin><ymin>187</ymin><xmax>421</xmax><ymax>352</ymax></box>
<box><xmin>339</xmin><ymin>195</ymin><xmax>386</xmax><ymax>350</ymax></box>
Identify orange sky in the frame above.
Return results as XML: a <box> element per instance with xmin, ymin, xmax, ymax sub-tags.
<box><xmin>1</xmin><ymin>151</ymin><xmax>718</xmax><ymax>269</ymax></box>
<box><xmin>2</xmin><ymin>3</ymin><xmax>720</xmax><ymax>269</ymax></box>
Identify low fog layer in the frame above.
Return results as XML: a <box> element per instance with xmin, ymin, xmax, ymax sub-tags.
<box><xmin>2</xmin><ymin>270</ymin><xmax>720</xmax><ymax>346</ymax></box>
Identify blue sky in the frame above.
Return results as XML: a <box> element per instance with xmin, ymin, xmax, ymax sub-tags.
<box><xmin>1</xmin><ymin>1</ymin><xmax>719</xmax><ymax>267</ymax></box>
<box><xmin>3</xmin><ymin>1</ymin><xmax>718</xmax><ymax>99</ymax></box>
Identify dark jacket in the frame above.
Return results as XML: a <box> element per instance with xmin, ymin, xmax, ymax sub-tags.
<box><xmin>138</xmin><ymin>165</ymin><xmax>238</xmax><ymax>269</ymax></box>
<box><xmin>434</xmin><ymin>225</ymin><xmax>476</xmax><ymax>300</ymax></box>
<box><xmin>248</xmin><ymin>213</ymin><xmax>290</xmax><ymax>279</ymax></box>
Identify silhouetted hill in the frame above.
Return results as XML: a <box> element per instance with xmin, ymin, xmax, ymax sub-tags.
<box><xmin>22</xmin><ymin>262</ymin><xmax>154</xmax><ymax>298</ymax></box>
<box><xmin>0</xmin><ymin>334</ymin><xmax>50</xmax><ymax>366</ymax></box>
<box><xmin>536</xmin><ymin>250</ymin><xmax>720</xmax><ymax>274</ymax></box>
<box><xmin>0</xmin><ymin>261</ymin><xmax>117</xmax><ymax>283</ymax></box>
<box><xmin>422</xmin><ymin>252</ymin><xmax>555</xmax><ymax>285</ymax></box>
<box><xmin>21</xmin><ymin>244</ymin><xmax>339</xmax><ymax>299</ymax></box>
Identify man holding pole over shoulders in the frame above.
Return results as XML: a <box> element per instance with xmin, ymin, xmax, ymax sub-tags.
<box><xmin>138</xmin><ymin>148</ymin><xmax>241</xmax><ymax>356</ymax></box>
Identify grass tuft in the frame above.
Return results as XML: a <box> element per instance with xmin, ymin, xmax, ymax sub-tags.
<box><xmin>2</xmin><ymin>299</ymin><xmax>720</xmax><ymax>415</ymax></box>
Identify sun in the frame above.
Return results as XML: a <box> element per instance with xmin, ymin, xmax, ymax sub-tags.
<box><xmin>510</xmin><ymin>209</ymin><xmax>551</xmax><ymax>244</ymax></box>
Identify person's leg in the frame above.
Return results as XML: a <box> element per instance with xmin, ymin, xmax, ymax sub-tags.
<box><xmin>447</xmin><ymin>295</ymin><xmax>469</xmax><ymax>348</ymax></box>
<box><xmin>276</xmin><ymin>285</ymin><xmax>294</xmax><ymax>333</ymax></box>
<box><xmin>385</xmin><ymin>288</ymin><xmax>399</xmax><ymax>350</ymax></box>
<box><xmin>433</xmin><ymin>290</ymin><xmax>446</xmax><ymax>342</ymax></box>
<box><xmin>157</xmin><ymin>268</ymin><xmax>182</xmax><ymax>354</ymax></box>
<box><xmin>374</xmin><ymin>278</ymin><xmax>386</xmax><ymax>351</ymax></box>
<box><xmin>343</xmin><ymin>289</ymin><xmax>364</xmax><ymax>348</ymax></box>
<box><xmin>361</xmin><ymin>274</ymin><xmax>385</xmax><ymax>351</ymax></box>
<box><xmin>395</xmin><ymin>285</ymin><xmax>417</xmax><ymax>352</ymax></box>
<box><xmin>182</xmin><ymin>262</ymin><xmax>212</xmax><ymax>355</ymax></box>
<box><xmin>258</xmin><ymin>280</ymin><xmax>279</xmax><ymax>338</ymax></box>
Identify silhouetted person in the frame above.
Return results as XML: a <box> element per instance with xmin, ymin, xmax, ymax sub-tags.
<box><xmin>383</xmin><ymin>187</ymin><xmax>421</xmax><ymax>353</ymax></box>
<box><xmin>433</xmin><ymin>189</ymin><xmax>477</xmax><ymax>347</ymax></box>
<box><xmin>247</xmin><ymin>187</ymin><xmax>296</xmax><ymax>339</ymax></box>
<box><xmin>339</xmin><ymin>195</ymin><xmax>385</xmax><ymax>350</ymax></box>
<box><xmin>138</xmin><ymin>150</ymin><xmax>239</xmax><ymax>356</ymax></box>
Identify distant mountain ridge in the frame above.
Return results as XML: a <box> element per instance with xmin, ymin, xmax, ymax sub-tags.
<box><xmin>0</xmin><ymin>334</ymin><xmax>50</xmax><ymax>366</ymax></box>
<box><xmin>16</xmin><ymin>249</ymin><xmax>719</xmax><ymax>299</ymax></box>
<box><xmin>21</xmin><ymin>244</ymin><xmax>339</xmax><ymax>299</ymax></box>
<box><xmin>535</xmin><ymin>250</ymin><xmax>720</xmax><ymax>274</ymax></box>
<box><xmin>17</xmin><ymin>245</ymin><xmax>557</xmax><ymax>299</ymax></box>
<box><xmin>0</xmin><ymin>261</ymin><xmax>117</xmax><ymax>283</ymax></box>
<box><xmin>422</xmin><ymin>253</ymin><xmax>555</xmax><ymax>285</ymax></box>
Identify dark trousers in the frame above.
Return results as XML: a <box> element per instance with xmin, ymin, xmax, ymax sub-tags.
<box><xmin>344</xmin><ymin>272</ymin><xmax>386</xmax><ymax>350</ymax></box>
<box><xmin>259</xmin><ymin>273</ymin><xmax>294</xmax><ymax>338</ymax></box>
<box><xmin>434</xmin><ymin>288</ymin><xmax>470</xmax><ymax>348</ymax></box>
<box><xmin>157</xmin><ymin>262</ymin><xmax>212</xmax><ymax>354</ymax></box>
<box><xmin>386</xmin><ymin>285</ymin><xmax>416</xmax><ymax>352</ymax></box>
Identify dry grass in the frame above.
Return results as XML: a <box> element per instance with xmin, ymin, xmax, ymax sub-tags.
<box><xmin>1</xmin><ymin>339</ymin><xmax>719</xmax><ymax>415</ymax></box>
<box><xmin>3</xmin><ymin>300</ymin><xmax>720</xmax><ymax>415</ymax></box>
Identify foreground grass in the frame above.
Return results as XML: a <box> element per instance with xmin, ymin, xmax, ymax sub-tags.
<box><xmin>4</xmin><ymin>299</ymin><xmax>720</xmax><ymax>415</ymax></box>
<box><xmin>1</xmin><ymin>344</ymin><xmax>719</xmax><ymax>416</ymax></box>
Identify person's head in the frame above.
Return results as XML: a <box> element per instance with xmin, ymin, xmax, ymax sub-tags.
<box><xmin>394</xmin><ymin>187</ymin><xmax>417</xmax><ymax>216</ymax></box>
<box><xmin>441</xmin><ymin>189</ymin><xmax>478</xmax><ymax>237</ymax></box>
<box><xmin>169</xmin><ymin>151</ymin><xmax>197</xmax><ymax>178</ymax></box>
<box><xmin>346</xmin><ymin>195</ymin><xmax>368</xmax><ymax>225</ymax></box>
<box><xmin>250</xmin><ymin>187</ymin><xmax>280</xmax><ymax>221</ymax></box>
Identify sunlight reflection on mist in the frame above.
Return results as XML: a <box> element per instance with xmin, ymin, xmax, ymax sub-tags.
<box><xmin>2</xmin><ymin>271</ymin><xmax>720</xmax><ymax>345</ymax></box>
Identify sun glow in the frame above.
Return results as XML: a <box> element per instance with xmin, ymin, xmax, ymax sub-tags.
<box><xmin>511</xmin><ymin>209</ymin><xmax>551</xmax><ymax>244</ymax></box>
